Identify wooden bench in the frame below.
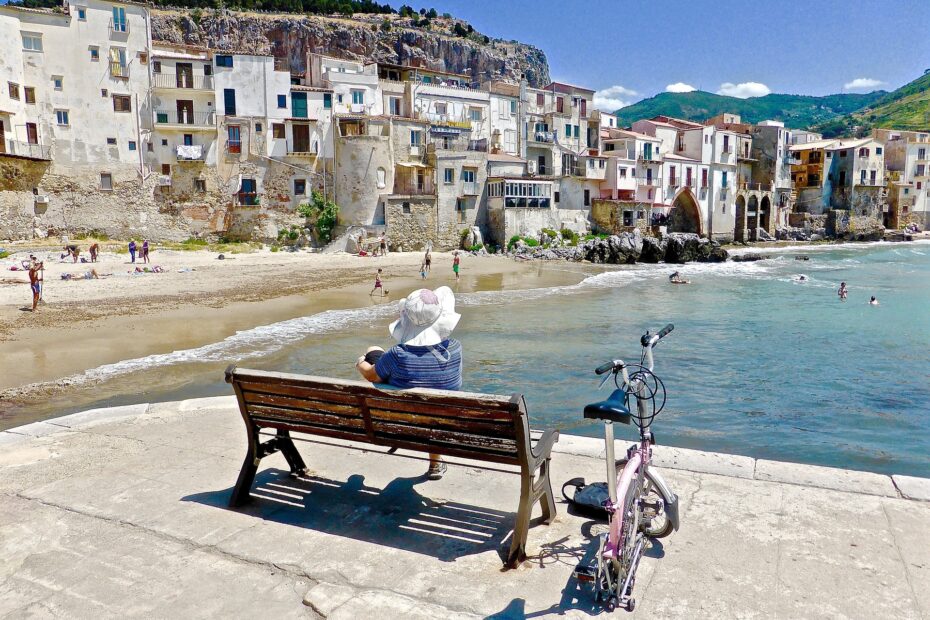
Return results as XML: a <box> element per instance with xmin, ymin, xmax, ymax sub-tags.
<box><xmin>225</xmin><ymin>365</ymin><xmax>559</xmax><ymax>568</ymax></box>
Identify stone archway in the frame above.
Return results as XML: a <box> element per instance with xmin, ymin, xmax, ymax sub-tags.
<box><xmin>747</xmin><ymin>195</ymin><xmax>759</xmax><ymax>240</ymax></box>
<box><xmin>734</xmin><ymin>194</ymin><xmax>747</xmax><ymax>242</ymax></box>
<box><xmin>760</xmin><ymin>195</ymin><xmax>771</xmax><ymax>233</ymax></box>
<box><xmin>668</xmin><ymin>189</ymin><xmax>702</xmax><ymax>235</ymax></box>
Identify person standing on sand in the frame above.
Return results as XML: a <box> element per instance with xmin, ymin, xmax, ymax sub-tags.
<box><xmin>142</xmin><ymin>239</ymin><xmax>150</xmax><ymax>264</ymax></box>
<box><xmin>28</xmin><ymin>260</ymin><xmax>42</xmax><ymax>312</ymax></box>
<box><xmin>89</xmin><ymin>243</ymin><xmax>99</xmax><ymax>263</ymax></box>
<box><xmin>355</xmin><ymin>286</ymin><xmax>462</xmax><ymax>480</ymax></box>
<box><xmin>452</xmin><ymin>251</ymin><xmax>461</xmax><ymax>281</ymax></box>
<box><xmin>370</xmin><ymin>268</ymin><xmax>387</xmax><ymax>297</ymax></box>
<box><xmin>424</xmin><ymin>248</ymin><xmax>432</xmax><ymax>276</ymax></box>
<box><xmin>379</xmin><ymin>233</ymin><xmax>387</xmax><ymax>257</ymax></box>
<box><xmin>128</xmin><ymin>240</ymin><xmax>136</xmax><ymax>263</ymax></box>
<box><xmin>838</xmin><ymin>281</ymin><xmax>848</xmax><ymax>301</ymax></box>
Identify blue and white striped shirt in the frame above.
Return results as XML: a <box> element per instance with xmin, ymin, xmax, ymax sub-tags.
<box><xmin>374</xmin><ymin>339</ymin><xmax>463</xmax><ymax>391</ymax></box>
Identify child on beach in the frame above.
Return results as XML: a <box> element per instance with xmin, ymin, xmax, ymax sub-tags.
<box><xmin>452</xmin><ymin>251</ymin><xmax>460</xmax><ymax>282</ymax></box>
<box><xmin>420</xmin><ymin>262</ymin><xmax>427</xmax><ymax>279</ymax></box>
<box><xmin>370</xmin><ymin>268</ymin><xmax>387</xmax><ymax>297</ymax></box>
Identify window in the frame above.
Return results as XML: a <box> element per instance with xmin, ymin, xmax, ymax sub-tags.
<box><xmin>293</xmin><ymin>179</ymin><xmax>306</xmax><ymax>195</ymax></box>
<box><xmin>227</xmin><ymin>125</ymin><xmax>241</xmax><ymax>153</ymax></box>
<box><xmin>204</xmin><ymin>64</ymin><xmax>212</xmax><ymax>76</ymax></box>
<box><xmin>100</xmin><ymin>173</ymin><xmax>113</xmax><ymax>190</ymax></box>
<box><xmin>112</xmin><ymin>95</ymin><xmax>131</xmax><ymax>112</ymax></box>
<box><xmin>469</xmin><ymin>107</ymin><xmax>482</xmax><ymax>121</ymax></box>
<box><xmin>109</xmin><ymin>47</ymin><xmax>128</xmax><ymax>77</ymax></box>
<box><xmin>840</xmin><ymin>150</ymin><xmax>847</xmax><ymax>157</ymax></box>
<box><xmin>26</xmin><ymin>123</ymin><xmax>38</xmax><ymax>144</ymax></box>
<box><xmin>90</xmin><ymin>46</ymin><xmax>99</xmax><ymax>61</ymax></box>
<box><xmin>510</xmin><ymin>100</ymin><xmax>517</xmax><ymax>115</ymax></box>
<box><xmin>52</xmin><ymin>76</ymin><xmax>63</xmax><ymax>90</ymax></box>
<box><xmin>55</xmin><ymin>110</ymin><xmax>69</xmax><ymax>126</ymax></box>
<box><xmin>195</xmin><ymin>179</ymin><xmax>206</xmax><ymax>192</ymax></box>
<box><xmin>444</xmin><ymin>168</ymin><xmax>454</xmax><ymax>184</ymax></box>
<box><xmin>77</xmin><ymin>6</ymin><xmax>86</xmax><ymax>19</ymax></box>
<box><xmin>101</xmin><ymin>88</ymin><xmax>108</xmax><ymax>97</ymax></box>
<box><xmin>24</xmin><ymin>87</ymin><xmax>35</xmax><ymax>104</ymax></box>
<box><xmin>8</xmin><ymin>82</ymin><xmax>19</xmax><ymax>100</ymax></box>
<box><xmin>376</xmin><ymin>167</ymin><xmax>385</xmax><ymax>189</ymax></box>
<box><xmin>410</xmin><ymin>130</ymin><xmax>422</xmax><ymax>146</ymax></box>
<box><xmin>462</xmin><ymin>169</ymin><xmax>476</xmax><ymax>183</ymax></box>
<box><xmin>876</xmin><ymin>147</ymin><xmax>883</xmax><ymax>155</ymax></box>
<box><xmin>138</xmin><ymin>52</ymin><xmax>147</xmax><ymax>64</ymax></box>
<box><xmin>536</xmin><ymin>93</ymin><xmax>544</xmax><ymax>106</ymax></box>
<box><xmin>721</xmin><ymin>171</ymin><xmax>728</xmax><ymax>188</ymax></box>
<box><xmin>565</xmin><ymin>125</ymin><xmax>571</xmax><ymax>138</ymax></box>
<box><xmin>920</xmin><ymin>149</ymin><xmax>927</xmax><ymax>160</ymax></box>
<box><xmin>323</xmin><ymin>93</ymin><xmax>332</xmax><ymax>109</ymax></box>
<box><xmin>556</xmin><ymin>96</ymin><xmax>564</xmax><ymax>113</ymax></box>
<box><xmin>277</xmin><ymin>94</ymin><xmax>287</xmax><ymax>108</ymax></box>
<box><xmin>337</xmin><ymin>94</ymin><xmax>343</xmax><ymax>103</ymax></box>
<box><xmin>21</xmin><ymin>33</ymin><xmax>42</xmax><ymax>52</ymax></box>
<box><xmin>402</xmin><ymin>202</ymin><xmax>411</xmax><ymax>214</ymax></box>
<box><xmin>255</xmin><ymin>122</ymin><xmax>262</xmax><ymax>133</ymax></box>
<box><xmin>918</xmin><ymin>182</ymin><xmax>923</xmax><ymax>190</ymax></box>
<box><xmin>183</xmin><ymin>134</ymin><xmax>193</xmax><ymax>146</ymax></box>
<box><xmin>106</xmin><ymin>137</ymin><xmax>117</xmax><ymax>145</ymax></box>
<box><xmin>351</xmin><ymin>90</ymin><xmax>364</xmax><ymax>105</ymax></box>
<box><xmin>111</xmin><ymin>6</ymin><xmax>126</xmax><ymax>32</ymax></box>
<box><xmin>584</xmin><ymin>189</ymin><xmax>590</xmax><ymax>206</ymax></box>
<box><xmin>161</xmin><ymin>164</ymin><xmax>171</xmax><ymax>175</ymax></box>
<box><xmin>389</xmin><ymin>97</ymin><xmax>401</xmax><ymax>116</ymax></box>
<box><xmin>152</xmin><ymin>60</ymin><xmax>162</xmax><ymax>73</ymax></box>
<box><xmin>223</xmin><ymin>89</ymin><xmax>236</xmax><ymax>115</ymax></box>
<box><xmin>215</xmin><ymin>55</ymin><xmax>233</xmax><ymax>68</ymax></box>
<box><xmin>291</xmin><ymin>92</ymin><xmax>307</xmax><ymax>118</ymax></box>
<box><xmin>272</xmin><ymin>123</ymin><xmax>285</xmax><ymax>138</ymax></box>
<box><xmin>435</xmin><ymin>102</ymin><xmax>447</xmax><ymax>116</ymax></box>
<box><xmin>574</xmin><ymin>125</ymin><xmax>580</xmax><ymax>139</ymax></box>
<box><xmin>598</xmin><ymin>159</ymin><xmax>605</xmax><ymax>169</ymax></box>
<box><xmin>554</xmin><ymin>191</ymin><xmax>560</xmax><ymax>203</ymax></box>
<box><xmin>860</xmin><ymin>170</ymin><xmax>867</xmax><ymax>183</ymax></box>
<box><xmin>619</xmin><ymin>167</ymin><xmax>627</xmax><ymax>178</ymax></box>
<box><xmin>128</xmin><ymin>140</ymin><xmax>136</xmax><ymax>151</ymax></box>
<box><xmin>456</xmin><ymin>198</ymin><xmax>465</xmax><ymax>212</ymax></box>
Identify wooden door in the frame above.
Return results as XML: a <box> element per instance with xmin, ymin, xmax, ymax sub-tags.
<box><xmin>292</xmin><ymin>124</ymin><xmax>310</xmax><ymax>153</ymax></box>
<box><xmin>26</xmin><ymin>123</ymin><xmax>38</xmax><ymax>145</ymax></box>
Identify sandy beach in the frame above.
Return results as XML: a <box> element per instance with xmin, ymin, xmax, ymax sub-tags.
<box><xmin>0</xmin><ymin>241</ymin><xmax>590</xmax><ymax>425</ymax></box>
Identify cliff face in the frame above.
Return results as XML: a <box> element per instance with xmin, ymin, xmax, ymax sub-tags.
<box><xmin>150</xmin><ymin>10</ymin><xmax>551</xmax><ymax>87</ymax></box>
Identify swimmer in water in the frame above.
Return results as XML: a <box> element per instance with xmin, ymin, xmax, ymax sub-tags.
<box><xmin>869</xmin><ymin>296</ymin><xmax>879</xmax><ymax>306</ymax></box>
<box><xmin>797</xmin><ymin>275</ymin><xmax>807</xmax><ymax>282</ymax></box>
<box><xmin>669</xmin><ymin>271</ymin><xmax>690</xmax><ymax>284</ymax></box>
<box><xmin>838</xmin><ymin>282</ymin><xmax>848</xmax><ymax>301</ymax></box>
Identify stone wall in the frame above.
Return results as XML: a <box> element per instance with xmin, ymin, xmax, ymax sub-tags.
<box><xmin>591</xmin><ymin>199</ymin><xmax>652</xmax><ymax>235</ymax></box>
<box><xmin>383</xmin><ymin>198</ymin><xmax>460</xmax><ymax>251</ymax></box>
<box><xmin>826</xmin><ymin>209</ymin><xmax>884</xmax><ymax>241</ymax></box>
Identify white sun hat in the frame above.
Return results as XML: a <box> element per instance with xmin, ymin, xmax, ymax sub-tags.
<box><xmin>389</xmin><ymin>286</ymin><xmax>461</xmax><ymax>347</ymax></box>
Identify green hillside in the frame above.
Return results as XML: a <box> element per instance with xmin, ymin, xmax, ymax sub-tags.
<box><xmin>815</xmin><ymin>71</ymin><xmax>930</xmax><ymax>137</ymax></box>
<box><xmin>614</xmin><ymin>90</ymin><xmax>885</xmax><ymax>130</ymax></box>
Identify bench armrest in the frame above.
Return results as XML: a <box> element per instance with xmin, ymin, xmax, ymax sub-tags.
<box><xmin>529</xmin><ymin>429</ymin><xmax>559</xmax><ymax>470</ymax></box>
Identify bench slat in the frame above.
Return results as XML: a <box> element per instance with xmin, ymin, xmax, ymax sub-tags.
<box><xmin>251</xmin><ymin>419</ymin><xmax>370</xmax><ymax>443</ymax></box>
<box><xmin>367</xmin><ymin>434</ymin><xmax>522</xmax><ymax>465</ymax></box>
<box><xmin>364</xmin><ymin>397</ymin><xmax>517</xmax><ymax>423</ymax></box>
<box><xmin>238</xmin><ymin>381</ymin><xmax>363</xmax><ymax>406</ymax></box>
<box><xmin>242</xmin><ymin>391</ymin><xmax>364</xmax><ymax>418</ymax></box>
<box><xmin>248</xmin><ymin>404</ymin><xmax>367</xmax><ymax>431</ymax></box>
<box><xmin>370</xmin><ymin>420</ymin><xmax>518</xmax><ymax>456</ymax></box>
<box><xmin>367</xmin><ymin>407</ymin><xmax>513</xmax><ymax>436</ymax></box>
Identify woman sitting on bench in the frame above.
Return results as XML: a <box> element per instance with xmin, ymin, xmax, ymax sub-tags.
<box><xmin>355</xmin><ymin>286</ymin><xmax>463</xmax><ymax>481</ymax></box>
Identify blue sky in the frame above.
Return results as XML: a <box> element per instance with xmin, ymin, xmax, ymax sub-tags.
<box><xmin>423</xmin><ymin>0</ymin><xmax>930</xmax><ymax>109</ymax></box>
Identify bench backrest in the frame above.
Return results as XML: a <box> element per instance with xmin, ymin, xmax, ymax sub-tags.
<box><xmin>226</xmin><ymin>366</ymin><xmax>530</xmax><ymax>466</ymax></box>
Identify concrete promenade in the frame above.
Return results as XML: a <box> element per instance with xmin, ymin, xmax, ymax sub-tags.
<box><xmin>1</xmin><ymin>396</ymin><xmax>928</xmax><ymax>619</ymax></box>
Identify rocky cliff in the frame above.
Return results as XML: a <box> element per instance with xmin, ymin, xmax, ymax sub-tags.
<box><xmin>150</xmin><ymin>10</ymin><xmax>550</xmax><ymax>87</ymax></box>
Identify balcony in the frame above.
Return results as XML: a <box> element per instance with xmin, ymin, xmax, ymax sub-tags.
<box><xmin>109</xmin><ymin>18</ymin><xmax>129</xmax><ymax>36</ymax></box>
<box><xmin>225</xmin><ymin>140</ymin><xmax>242</xmax><ymax>155</ymax></box>
<box><xmin>462</xmin><ymin>181</ymin><xmax>479</xmax><ymax>195</ymax></box>
<box><xmin>235</xmin><ymin>192</ymin><xmax>260</xmax><ymax>206</ymax></box>
<box><xmin>531</xmin><ymin>130</ymin><xmax>556</xmax><ymax>143</ymax></box>
<box><xmin>175</xmin><ymin>144</ymin><xmax>204</xmax><ymax>161</ymax></box>
<box><xmin>155</xmin><ymin>110</ymin><xmax>216</xmax><ymax>129</ymax></box>
<box><xmin>416</xmin><ymin>111</ymin><xmax>472</xmax><ymax>130</ymax></box>
<box><xmin>0</xmin><ymin>139</ymin><xmax>51</xmax><ymax>160</ymax></box>
<box><xmin>392</xmin><ymin>176</ymin><xmax>435</xmax><ymax>196</ymax></box>
<box><xmin>153</xmin><ymin>73</ymin><xmax>213</xmax><ymax>90</ymax></box>
<box><xmin>914</xmin><ymin>167</ymin><xmax>929</xmax><ymax>178</ymax></box>
<box><xmin>109</xmin><ymin>62</ymin><xmax>130</xmax><ymax>79</ymax></box>
<box><xmin>287</xmin><ymin>143</ymin><xmax>318</xmax><ymax>157</ymax></box>
<box><xmin>637</xmin><ymin>155</ymin><xmax>661</xmax><ymax>164</ymax></box>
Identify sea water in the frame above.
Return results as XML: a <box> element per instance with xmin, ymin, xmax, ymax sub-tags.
<box><xmin>13</xmin><ymin>241</ymin><xmax>930</xmax><ymax>477</ymax></box>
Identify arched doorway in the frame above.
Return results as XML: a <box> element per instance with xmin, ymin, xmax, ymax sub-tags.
<box><xmin>747</xmin><ymin>195</ymin><xmax>759</xmax><ymax>240</ymax></box>
<box><xmin>668</xmin><ymin>189</ymin><xmax>702</xmax><ymax>235</ymax></box>
<box><xmin>734</xmin><ymin>194</ymin><xmax>747</xmax><ymax>242</ymax></box>
<box><xmin>760</xmin><ymin>195</ymin><xmax>771</xmax><ymax>233</ymax></box>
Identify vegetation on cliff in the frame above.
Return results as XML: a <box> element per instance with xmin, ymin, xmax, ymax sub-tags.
<box><xmin>614</xmin><ymin>90</ymin><xmax>886</xmax><ymax>130</ymax></box>
<box><xmin>814</xmin><ymin>71</ymin><xmax>930</xmax><ymax>137</ymax></box>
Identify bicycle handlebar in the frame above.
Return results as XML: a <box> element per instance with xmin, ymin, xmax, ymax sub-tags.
<box><xmin>657</xmin><ymin>323</ymin><xmax>674</xmax><ymax>340</ymax></box>
<box><xmin>595</xmin><ymin>360</ymin><xmax>620</xmax><ymax>375</ymax></box>
<box><xmin>597</xmin><ymin>324</ymin><xmax>674</xmax><ymax>375</ymax></box>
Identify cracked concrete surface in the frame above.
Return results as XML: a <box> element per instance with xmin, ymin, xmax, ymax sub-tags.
<box><xmin>0</xmin><ymin>397</ymin><xmax>928</xmax><ymax>619</ymax></box>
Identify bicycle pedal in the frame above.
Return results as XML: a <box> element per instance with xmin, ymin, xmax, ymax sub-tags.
<box><xmin>573</xmin><ymin>563</ymin><xmax>597</xmax><ymax>583</ymax></box>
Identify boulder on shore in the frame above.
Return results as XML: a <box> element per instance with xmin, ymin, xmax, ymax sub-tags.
<box><xmin>581</xmin><ymin>229</ymin><xmax>643</xmax><ymax>264</ymax></box>
<box><xmin>639</xmin><ymin>236</ymin><xmax>666</xmax><ymax>263</ymax></box>
<box><xmin>731</xmin><ymin>252</ymin><xmax>766</xmax><ymax>262</ymax></box>
<box><xmin>663</xmin><ymin>233</ymin><xmax>728</xmax><ymax>264</ymax></box>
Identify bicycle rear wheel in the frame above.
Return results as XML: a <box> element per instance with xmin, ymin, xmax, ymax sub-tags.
<box><xmin>616</xmin><ymin>460</ymin><xmax>673</xmax><ymax>538</ymax></box>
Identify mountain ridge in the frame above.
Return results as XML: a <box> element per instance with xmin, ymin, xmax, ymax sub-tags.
<box><xmin>614</xmin><ymin>90</ymin><xmax>886</xmax><ymax>130</ymax></box>
<box><xmin>814</xmin><ymin>71</ymin><xmax>930</xmax><ymax>137</ymax></box>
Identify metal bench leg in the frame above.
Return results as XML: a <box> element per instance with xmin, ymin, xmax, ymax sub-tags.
<box><xmin>538</xmin><ymin>458</ymin><xmax>557</xmax><ymax>525</ymax></box>
<box><xmin>229</xmin><ymin>451</ymin><xmax>258</xmax><ymax>508</ymax></box>
<box><xmin>507</xmin><ymin>472</ymin><xmax>533</xmax><ymax>568</ymax></box>
<box><xmin>276</xmin><ymin>429</ymin><xmax>308</xmax><ymax>476</ymax></box>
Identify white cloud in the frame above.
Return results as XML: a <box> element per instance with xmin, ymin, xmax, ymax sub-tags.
<box><xmin>666</xmin><ymin>82</ymin><xmax>696</xmax><ymax>93</ymax></box>
<box><xmin>716</xmin><ymin>81</ymin><xmax>771</xmax><ymax>99</ymax></box>
<box><xmin>843</xmin><ymin>77</ymin><xmax>885</xmax><ymax>91</ymax></box>
<box><xmin>594</xmin><ymin>85</ymin><xmax>638</xmax><ymax>111</ymax></box>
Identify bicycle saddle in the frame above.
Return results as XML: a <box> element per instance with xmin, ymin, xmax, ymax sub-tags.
<box><xmin>583</xmin><ymin>388</ymin><xmax>632</xmax><ymax>424</ymax></box>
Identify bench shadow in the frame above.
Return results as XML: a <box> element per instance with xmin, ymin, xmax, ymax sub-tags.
<box><xmin>183</xmin><ymin>468</ymin><xmax>523</xmax><ymax>563</ymax></box>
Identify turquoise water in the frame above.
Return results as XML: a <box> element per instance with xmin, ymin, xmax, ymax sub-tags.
<box><xmin>14</xmin><ymin>241</ymin><xmax>930</xmax><ymax>477</ymax></box>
